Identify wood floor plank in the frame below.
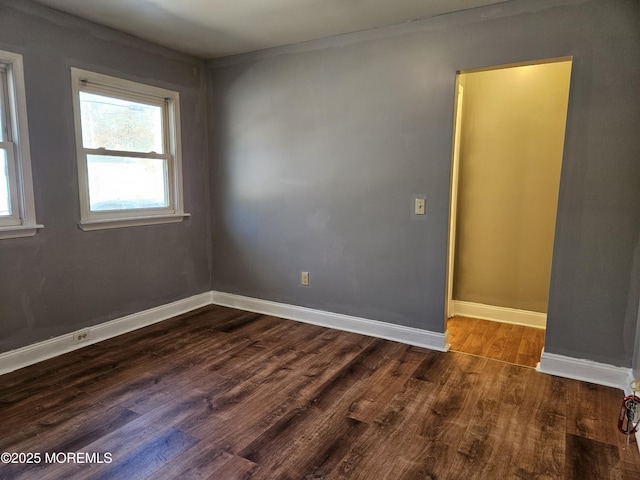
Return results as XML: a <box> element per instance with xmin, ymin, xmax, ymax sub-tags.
<box><xmin>347</xmin><ymin>343</ymin><xmax>426</xmax><ymax>423</ymax></box>
<box><xmin>1</xmin><ymin>305</ymin><xmax>638</xmax><ymax>479</ymax></box>
<box><xmin>413</xmin><ymin>348</ymin><xmax>484</xmax><ymax>387</ymax></box>
<box><xmin>41</xmin><ymin>390</ymin><xmax>215</xmax><ymax>480</ymax></box>
<box><xmin>515</xmin><ymin>326</ymin><xmax>546</xmax><ymax>367</ymax></box>
<box><xmin>459</xmin><ymin>317</ymin><xmax>488</xmax><ymax>356</ymax></box>
<box><xmin>566</xmin><ymin>381</ymin><xmax>636</xmax><ymax>449</ymax></box>
<box><xmin>233</xmin><ymin>342</ymin><xmax>395</xmax><ymax>478</ymax></box>
<box><xmin>443</xmin><ymin>359</ymin><xmax>518</xmax><ymax>479</ymax></box>
<box><xmin>506</xmin><ymin>370</ymin><xmax>567</xmax><ymax>479</ymax></box>
<box><xmin>333</xmin><ymin>358</ymin><xmax>509</xmax><ymax>479</ymax></box>
<box><xmin>565</xmin><ymin>434</ymin><xmax>623</xmax><ymax>480</ymax></box>
<box><xmin>3</xmin><ymin>405</ymin><xmax>140</xmax><ymax>461</ymax></box>
<box><xmin>180</xmin><ymin>335</ymin><xmax>382</xmax><ymax>455</ymax></box>
<box><xmin>242</xmin><ymin>412</ymin><xmax>368</xmax><ymax>480</ymax></box>
<box><xmin>499</xmin><ymin>323</ymin><xmax>525</xmax><ymax>362</ymax></box>
<box><xmin>203</xmin><ymin>453</ymin><xmax>258</xmax><ymax>480</ymax></box>
<box><xmin>85</xmin><ymin>428</ymin><xmax>199</xmax><ymax>480</ymax></box>
<box><xmin>483</xmin><ymin>322</ymin><xmax>517</xmax><ymax>362</ymax></box>
<box><xmin>447</xmin><ymin>316</ymin><xmax>545</xmax><ymax>368</ymax></box>
<box><xmin>328</xmin><ymin>378</ymin><xmax>458</xmax><ymax>479</ymax></box>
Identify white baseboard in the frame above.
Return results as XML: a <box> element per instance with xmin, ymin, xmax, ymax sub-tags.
<box><xmin>0</xmin><ymin>290</ymin><xmax>447</xmax><ymax>376</ymax></box>
<box><xmin>537</xmin><ymin>349</ymin><xmax>632</xmax><ymax>391</ymax></box>
<box><xmin>210</xmin><ymin>291</ymin><xmax>448</xmax><ymax>352</ymax></box>
<box><xmin>452</xmin><ymin>300</ymin><xmax>546</xmax><ymax>329</ymax></box>
<box><xmin>1</xmin><ymin>288</ymin><xmax>634</xmax><ymax>421</ymax></box>
<box><xmin>0</xmin><ymin>292</ymin><xmax>213</xmax><ymax>376</ymax></box>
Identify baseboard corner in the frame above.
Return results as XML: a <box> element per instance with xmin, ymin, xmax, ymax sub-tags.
<box><xmin>210</xmin><ymin>290</ymin><xmax>448</xmax><ymax>352</ymax></box>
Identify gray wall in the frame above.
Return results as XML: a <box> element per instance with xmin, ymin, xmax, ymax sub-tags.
<box><xmin>1</xmin><ymin>0</ymin><xmax>638</xmax><ymax>370</ymax></box>
<box><xmin>0</xmin><ymin>0</ymin><xmax>211</xmax><ymax>353</ymax></box>
<box><xmin>207</xmin><ymin>0</ymin><xmax>640</xmax><ymax>367</ymax></box>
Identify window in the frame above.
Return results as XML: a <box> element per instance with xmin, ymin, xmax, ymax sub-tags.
<box><xmin>71</xmin><ymin>68</ymin><xmax>189</xmax><ymax>230</ymax></box>
<box><xmin>0</xmin><ymin>49</ymin><xmax>41</xmax><ymax>239</ymax></box>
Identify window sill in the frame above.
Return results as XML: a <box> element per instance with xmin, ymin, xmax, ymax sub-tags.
<box><xmin>79</xmin><ymin>213</ymin><xmax>190</xmax><ymax>231</ymax></box>
<box><xmin>0</xmin><ymin>224</ymin><xmax>44</xmax><ymax>239</ymax></box>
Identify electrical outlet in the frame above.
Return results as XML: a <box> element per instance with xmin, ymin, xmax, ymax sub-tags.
<box><xmin>73</xmin><ymin>330</ymin><xmax>91</xmax><ymax>344</ymax></box>
<box><xmin>301</xmin><ymin>271</ymin><xmax>309</xmax><ymax>286</ymax></box>
<box><xmin>631</xmin><ymin>380</ymin><xmax>640</xmax><ymax>393</ymax></box>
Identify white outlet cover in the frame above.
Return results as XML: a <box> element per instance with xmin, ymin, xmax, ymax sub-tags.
<box><xmin>414</xmin><ymin>197</ymin><xmax>426</xmax><ymax>215</ymax></box>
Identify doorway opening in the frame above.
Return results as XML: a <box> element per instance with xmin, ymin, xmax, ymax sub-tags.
<box><xmin>445</xmin><ymin>58</ymin><xmax>573</xmax><ymax>368</ymax></box>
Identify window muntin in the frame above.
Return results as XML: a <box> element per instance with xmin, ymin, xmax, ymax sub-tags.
<box><xmin>71</xmin><ymin>68</ymin><xmax>188</xmax><ymax>230</ymax></box>
<box><xmin>0</xmin><ymin>50</ymin><xmax>41</xmax><ymax>239</ymax></box>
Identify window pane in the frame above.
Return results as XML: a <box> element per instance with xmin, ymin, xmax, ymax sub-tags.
<box><xmin>79</xmin><ymin>92</ymin><xmax>164</xmax><ymax>153</ymax></box>
<box><xmin>0</xmin><ymin>70</ymin><xmax>7</xmax><ymax>142</ymax></box>
<box><xmin>0</xmin><ymin>149</ymin><xmax>10</xmax><ymax>215</ymax></box>
<box><xmin>87</xmin><ymin>155</ymin><xmax>168</xmax><ymax>211</ymax></box>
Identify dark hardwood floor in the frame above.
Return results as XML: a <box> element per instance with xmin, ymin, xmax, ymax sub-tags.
<box><xmin>447</xmin><ymin>315</ymin><xmax>546</xmax><ymax>368</ymax></box>
<box><xmin>0</xmin><ymin>305</ymin><xmax>638</xmax><ymax>479</ymax></box>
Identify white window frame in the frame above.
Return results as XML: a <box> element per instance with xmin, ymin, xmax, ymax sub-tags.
<box><xmin>71</xmin><ymin>68</ymin><xmax>189</xmax><ymax>231</ymax></box>
<box><xmin>0</xmin><ymin>49</ymin><xmax>42</xmax><ymax>239</ymax></box>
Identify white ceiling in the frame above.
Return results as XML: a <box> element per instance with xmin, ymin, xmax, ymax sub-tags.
<box><xmin>34</xmin><ymin>0</ymin><xmax>510</xmax><ymax>59</ymax></box>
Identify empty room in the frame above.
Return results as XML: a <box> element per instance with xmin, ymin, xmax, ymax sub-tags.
<box><xmin>1</xmin><ymin>0</ymin><xmax>639</xmax><ymax>478</ymax></box>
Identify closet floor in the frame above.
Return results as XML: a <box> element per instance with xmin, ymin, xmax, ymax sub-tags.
<box><xmin>447</xmin><ymin>316</ymin><xmax>545</xmax><ymax>368</ymax></box>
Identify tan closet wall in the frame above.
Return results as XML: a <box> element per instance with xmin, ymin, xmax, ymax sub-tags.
<box><xmin>453</xmin><ymin>61</ymin><xmax>572</xmax><ymax>313</ymax></box>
